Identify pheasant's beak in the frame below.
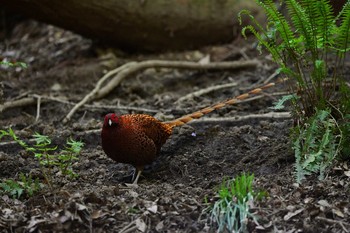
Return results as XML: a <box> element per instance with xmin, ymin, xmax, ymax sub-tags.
<box><xmin>108</xmin><ymin>119</ymin><xmax>112</xmax><ymax>126</ymax></box>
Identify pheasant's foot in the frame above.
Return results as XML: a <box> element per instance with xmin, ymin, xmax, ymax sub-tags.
<box><xmin>132</xmin><ymin>170</ymin><xmax>142</xmax><ymax>184</ymax></box>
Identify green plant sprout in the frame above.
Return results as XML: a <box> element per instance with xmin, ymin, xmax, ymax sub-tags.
<box><xmin>239</xmin><ymin>0</ymin><xmax>350</xmax><ymax>182</ymax></box>
<box><xmin>32</xmin><ymin>133</ymin><xmax>58</xmax><ymax>187</ymax></box>
<box><xmin>0</xmin><ymin>60</ymin><xmax>27</xmax><ymax>68</ymax></box>
<box><xmin>0</xmin><ymin>173</ymin><xmax>41</xmax><ymax>199</ymax></box>
<box><xmin>206</xmin><ymin>173</ymin><xmax>266</xmax><ymax>232</ymax></box>
<box><xmin>58</xmin><ymin>138</ymin><xmax>83</xmax><ymax>178</ymax></box>
<box><xmin>0</xmin><ymin>128</ymin><xmax>84</xmax><ymax>189</ymax></box>
<box><xmin>270</xmin><ymin>94</ymin><xmax>298</xmax><ymax>110</ymax></box>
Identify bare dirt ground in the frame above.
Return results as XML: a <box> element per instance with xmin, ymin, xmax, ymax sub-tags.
<box><xmin>1</xmin><ymin>20</ymin><xmax>350</xmax><ymax>233</ymax></box>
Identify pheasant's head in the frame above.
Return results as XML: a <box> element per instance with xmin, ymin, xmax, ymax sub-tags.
<box><xmin>103</xmin><ymin>113</ymin><xmax>120</xmax><ymax>128</ymax></box>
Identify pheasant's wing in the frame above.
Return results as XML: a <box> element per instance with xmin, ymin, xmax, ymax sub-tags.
<box><xmin>129</xmin><ymin>114</ymin><xmax>172</xmax><ymax>148</ymax></box>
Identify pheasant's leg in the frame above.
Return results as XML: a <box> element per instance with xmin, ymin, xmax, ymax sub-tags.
<box><xmin>132</xmin><ymin>166</ymin><xmax>144</xmax><ymax>184</ymax></box>
<box><xmin>132</xmin><ymin>170</ymin><xmax>142</xmax><ymax>184</ymax></box>
<box><xmin>131</xmin><ymin>169</ymin><xmax>137</xmax><ymax>182</ymax></box>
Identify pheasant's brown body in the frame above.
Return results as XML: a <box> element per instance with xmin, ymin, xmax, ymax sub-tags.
<box><xmin>101</xmin><ymin>78</ymin><xmax>287</xmax><ymax>184</ymax></box>
<box><xmin>101</xmin><ymin>113</ymin><xmax>172</xmax><ymax>184</ymax></box>
<box><xmin>102</xmin><ymin>114</ymin><xmax>172</xmax><ymax>165</ymax></box>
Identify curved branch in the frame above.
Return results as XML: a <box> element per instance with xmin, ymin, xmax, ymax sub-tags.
<box><xmin>63</xmin><ymin>59</ymin><xmax>259</xmax><ymax>123</ymax></box>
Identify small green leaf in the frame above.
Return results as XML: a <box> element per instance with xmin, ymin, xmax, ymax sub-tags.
<box><xmin>270</xmin><ymin>94</ymin><xmax>297</xmax><ymax>110</ymax></box>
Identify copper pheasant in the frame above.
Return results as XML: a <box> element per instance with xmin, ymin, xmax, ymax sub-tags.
<box><xmin>101</xmin><ymin>79</ymin><xmax>286</xmax><ymax>184</ymax></box>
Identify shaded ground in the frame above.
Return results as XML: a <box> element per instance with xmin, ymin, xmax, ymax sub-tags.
<box><xmin>1</xmin><ymin>20</ymin><xmax>350</xmax><ymax>233</ymax></box>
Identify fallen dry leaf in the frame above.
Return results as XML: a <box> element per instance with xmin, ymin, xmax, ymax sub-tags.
<box><xmin>155</xmin><ymin>221</ymin><xmax>164</xmax><ymax>232</ymax></box>
<box><xmin>283</xmin><ymin>208</ymin><xmax>304</xmax><ymax>221</ymax></box>
<box><xmin>135</xmin><ymin>218</ymin><xmax>147</xmax><ymax>232</ymax></box>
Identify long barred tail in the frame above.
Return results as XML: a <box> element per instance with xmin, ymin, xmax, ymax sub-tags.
<box><xmin>165</xmin><ymin>78</ymin><xmax>288</xmax><ymax>128</ymax></box>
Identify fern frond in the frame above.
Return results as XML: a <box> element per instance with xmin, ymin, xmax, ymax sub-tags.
<box><xmin>301</xmin><ymin>0</ymin><xmax>336</xmax><ymax>50</ymax></box>
<box><xmin>239</xmin><ymin>9</ymin><xmax>285</xmax><ymax>63</ymax></box>
<box><xmin>336</xmin><ymin>2</ymin><xmax>350</xmax><ymax>55</ymax></box>
<box><xmin>270</xmin><ymin>94</ymin><xmax>297</xmax><ymax>110</ymax></box>
<box><xmin>257</xmin><ymin>0</ymin><xmax>295</xmax><ymax>51</ymax></box>
<box><xmin>242</xmin><ymin>25</ymin><xmax>283</xmax><ymax>63</ymax></box>
<box><xmin>285</xmin><ymin>0</ymin><xmax>314</xmax><ymax>51</ymax></box>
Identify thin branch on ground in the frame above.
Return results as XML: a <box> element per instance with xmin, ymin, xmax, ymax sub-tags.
<box><xmin>62</xmin><ymin>62</ymin><xmax>136</xmax><ymax>124</ymax></box>
<box><xmin>188</xmin><ymin>112</ymin><xmax>291</xmax><ymax>124</ymax></box>
<box><xmin>0</xmin><ymin>138</ymin><xmax>37</xmax><ymax>147</ymax></box>
<box><xmin>243</xmin><ymin>69</ymin><xmax>281</xmax><ymax>91</ymax></box>
<box><xmin>35</xmin><ymin>95</ymin><xmax>42</xmax><ymax>122</ymax></box>
<box><xmin>97</xmin><ymin>60</ymin><xmax>259</xmax><ymax>100</ymax></box>
<box><xmin>315</xmin><ymin>216</ymin><xmax>350</xmax><ymax>233</ymax></box>
<box><xmin>119</xmin><ymin>220</ymin><xmax>138</xmax><ymax>233</ymax></box>
<box><xmin>240</xmin><ymin>47</ymin><xmax>250</xmax><ymax>60</ymax></box>
<box><xmin>63</xmin><ymin>59</ymin><xmax>260</xmax><ymax>123</ymax></box>
<box><xmin>227</xmin><ymin>94</ymin><xmax>264</xmax><ymax>104</ymax></box>
<box><xmin>175</xmin><ymin>82</ymin><xmax>238</xmax><ymax>104</ymax></box>
<box><xmin>0</xmin><ymin>97</ymin><xmax>38</xmax><ymax>113</ymax></box>
<box><xmin>263</xmin><ymin>69</ymin><xmax>281</xmax><ymax>84</ymax></box>
<box><xmin>0</xmin><ymin>94</ymin><xmax>159</xmax><ymax>115</ymax></box>
<box><xmin>40</xmin><ymin>95</ymin><xmax>158</xmax><ymax>113</ymax></box>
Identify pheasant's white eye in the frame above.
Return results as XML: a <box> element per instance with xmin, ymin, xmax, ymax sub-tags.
<box><xmin>108</xmin><ymin>119</ymin><xmax>112</xmax><ymax>126</ymax></box>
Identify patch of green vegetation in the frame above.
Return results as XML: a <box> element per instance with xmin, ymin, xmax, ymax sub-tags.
<box><xmin>0</xmin><ymin>60</ymin><xmax>27</xmax><ymax>68</ymax></box>
<box><xmin>0</xmin><ymin>128</ymin><xmax>83</xmax><ymax>191</ymax></box>
<box><xmin>205</xmin><ymin>173</ymin><xmax>267</xmax><ymax>232</ymax></box>
<box><xmin>0</xmin><ymin>173</ymin><xmax>42</xmax><ymax>199</ymax></box>
<box><xmin>239</xmin><ymin>0</ymin><xmax>350</xmax><ymax>182</ymax></box>
<box><xmin>293</xmin><ymin>109</ymin><xmax>340</xmax><ymax>182</ymax></box>
<box><xmin>128</xmin><ymin>207</ymin><xmax>141</xmax><ymax>214</ymax></box>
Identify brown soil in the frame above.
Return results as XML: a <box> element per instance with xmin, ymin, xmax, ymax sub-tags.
<box><xmin>1</xmin><ymin>20</ymin><xmax>349</xmax><ymax>233</ymax></box>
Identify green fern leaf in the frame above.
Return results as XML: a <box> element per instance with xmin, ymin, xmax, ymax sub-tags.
<box><xmin>336</xmin><ymin>2</ymin><xmax>350</xmax><ymax>54</ymax></box>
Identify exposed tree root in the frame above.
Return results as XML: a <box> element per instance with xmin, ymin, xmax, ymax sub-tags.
<box><xmin>62</xmin><ymin>59</ymin><xmax>259</xmax><ymax>123</ymax></box>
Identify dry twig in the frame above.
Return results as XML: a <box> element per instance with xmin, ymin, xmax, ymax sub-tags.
<box><xmin>315</xmin><ymin>216</ymin><xmax>350</xmax><ymax>233</ymax></box>
<box><xmin>189</xmin><ymin>111</ymin><xmax>291</xmax><ymax>124</ymax></box>
<box><xmin>175</xmin><ymin>82</ymin><xmax>238</xmax><ymax>104</ymax></box>
<box><xmin>0</xmin><ymin>97</ymin><xmax>37</xmax><ymax>113</ymax></box>
<box><xmin>0</xmin><ymin>94</ymin><xmax>158</xmax><ymax>118</ymax></box>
